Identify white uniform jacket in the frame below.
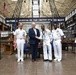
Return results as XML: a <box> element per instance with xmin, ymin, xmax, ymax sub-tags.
<box><xmin>42</xmin><ymin>29</ymin><xmax>52</xmax><ymax>45</ymax></box>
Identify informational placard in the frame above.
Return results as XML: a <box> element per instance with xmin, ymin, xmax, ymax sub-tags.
<box><xmin>1</xmin><ymin>31</ymin><xmax>9</xmax><ymax>37</ymax></box>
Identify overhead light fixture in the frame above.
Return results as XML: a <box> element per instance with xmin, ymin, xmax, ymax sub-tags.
<box><xmin>20</xmin><ymin>13</ymin><xmax>24</xmax><ymax>15</ymax></box>
<box><xmin>24</xmin><ymin>0</ymin><xmax>26</xmax><ymax>3</ymax></box>
<box><xmin>46</xmin><ymin>0</ymin><xmax>48</xmax><ymax>2</ymax></box>
<box><xmin>12</xmin><ymin>0</ymin><xmax>17</xmax><ymax>1</ymax></box>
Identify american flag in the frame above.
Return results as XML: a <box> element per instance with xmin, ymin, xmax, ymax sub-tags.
<box><xmin>3</xmin><ymin>2</ymin><xmax>7</xmax><ymax>10</ymax></box>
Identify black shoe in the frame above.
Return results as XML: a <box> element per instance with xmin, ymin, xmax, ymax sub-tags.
<box><xmin>37</xmin><ymin>56</ymin><xmax>40</xmax><ymax>58</ymax></box>
<box><xmin>32</xmin><ymin>59</ymin><xmax>35</xmax><ymax>62</ymax></box>
<box><xmin>49</xmin><ymin>60</ymin><xmax>52</xmax><ymax>62</ymax></box>
<box><xmin>43</xmin><ymin>59</ymin><xmax>48</xmax><ymax>61</ymax></box>
<box><xmin>35</xmin><ymin>59</ymin><xmax>38</xmax><ymax>62</ymax></box>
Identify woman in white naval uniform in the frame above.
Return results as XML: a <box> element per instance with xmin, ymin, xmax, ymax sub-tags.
<box><xmin>41</xmin><ymin>25</ymin><xmax>52</xmax><ymax>62</ymax></box>
<box><xmin>52</xmin><ymin>23</ymin><xmax>64</xmax><ymax>62</ymax></box>
<box><xmin>14</xmin><ymin>22</ymin><xmax>26</xmax><ymax>62</ymax></box>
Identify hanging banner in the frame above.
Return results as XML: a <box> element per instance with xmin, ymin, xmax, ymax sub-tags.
<box><xmin>5</xmin><ymin>17</ymin><xmax>65</xmax><ymax>24</ymax></box>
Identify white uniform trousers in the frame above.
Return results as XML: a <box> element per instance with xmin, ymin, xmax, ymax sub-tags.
<box><xmin>43</xmin><ymin>43</ymin><xmax>52</xmax><ymax>60</ymax></box>
<box><xmin>53</xmin><ymin>40</ymin><xmax>62</xmax><ymax>60</ymax></box>
<box><xmin>16</xmin><ymin>39</ymin><xmax>25</xmax><ymax>60</ymax></box>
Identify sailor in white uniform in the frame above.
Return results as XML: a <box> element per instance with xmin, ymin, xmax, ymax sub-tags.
<box><xmin>41</xmin><ymin>25</ymin><xmax>52</xmax><ymax>62</ymax></box>
<box><xmin>14</xmin><ymin>22</ymin><xmax>26</xmax><ymax>62</ymax></box>
<box><xmin>52</xmin><ymin>23</ymin><xmax>64</xmax><ymax>62</ymax></box>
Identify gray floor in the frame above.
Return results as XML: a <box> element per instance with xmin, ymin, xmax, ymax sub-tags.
<box><xmin>0</xmin><ymin>51</ymin><xmax>76</xmax><ymax>75</ymax></box>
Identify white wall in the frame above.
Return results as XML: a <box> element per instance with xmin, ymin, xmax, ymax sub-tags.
<box><xmin>22</xmin><ymin>22</ymin><xmax>50</xmax><ymax>33</ymax></box>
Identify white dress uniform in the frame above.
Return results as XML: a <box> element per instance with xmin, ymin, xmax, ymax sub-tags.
<box><xmin>52</xmin><ymin>28</ymin><xmax>64</xmax><ymax>61</ymax></box>
<box><xmin>42</xmin><ymin>29</ymin><xmax>52</xmax><ymax>60</ymax></box>
<box><xmin>14</xmin><ymin>28</ymin><xmax>26</xmax><ymax>61</ymax></box>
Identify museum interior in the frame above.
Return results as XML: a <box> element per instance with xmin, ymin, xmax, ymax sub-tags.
<box><xmin>0</xmin><ymin>0</ymin><xmax>76</xmax><ymax>75</ymax></box>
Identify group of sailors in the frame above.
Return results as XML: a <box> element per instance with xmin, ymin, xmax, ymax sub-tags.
<box><xmin>14</xmin><ymin>22</ymin><xmax>64</xmax><ymax>62</ymax></box>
